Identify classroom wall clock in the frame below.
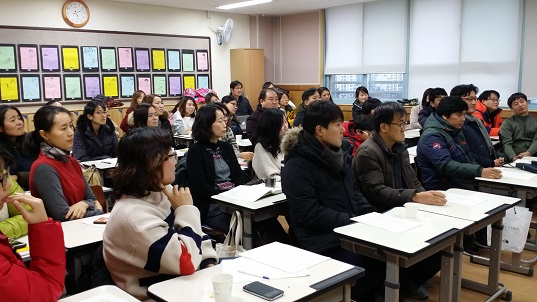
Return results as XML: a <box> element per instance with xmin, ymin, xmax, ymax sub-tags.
<box><xmin>62</xmin><ymin>0</ymin><xmax>90</xmax><ymax>28</ymax></box>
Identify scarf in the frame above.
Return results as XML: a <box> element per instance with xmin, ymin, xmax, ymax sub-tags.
<box><xmin>41</xmin><ymin>142</ymin><xmax>70</xmax><ymax>163</ymax></box>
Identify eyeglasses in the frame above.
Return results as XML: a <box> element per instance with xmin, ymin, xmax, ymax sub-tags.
<box><xmin>1</xmin><ymin>170</ymin><xmax>9</xmax><ymax>188</ymax></box>
<box><xmin>95</xmin><ymin>110</ymin><xmax>108</xmax><ymax>115</ymax></box>
<box><xmin>359</xmin><ymin>130</ymin><xmax>372</xmax><ymax>137</ymax></box>
<box><xmin>388</xmin><ymin>122</ymin><xmax>406</xmax><ymax>129</ymax></box>
<box><xmin>462</xmin><ymin>96</ymin><xmax>477</xmax><ymax>101</ymax></box>
<box><xmin>486</xmin><ymin>98</ymin><xmax>500</xmax><ymax>103</ymax></box>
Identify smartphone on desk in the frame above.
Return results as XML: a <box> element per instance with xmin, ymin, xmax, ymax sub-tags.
<box><xmin>8</xmin><ymin>239</ymin><xmax>27</xmax><ymax>250</ymax></box>
<box><xmin>243</xmin><ymin>281</ymin><xmax>284</xmax><ymax>301</ymax></box>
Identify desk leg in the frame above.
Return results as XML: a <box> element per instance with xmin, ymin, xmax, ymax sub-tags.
<box><xmin>343</xmin><ymin>283</ymin><xmax>351</xmax><ymax>302</ymax></box>
<box><xmin>242</xmin><ymin>212</ymin><xmax>253</xmax><ymax>250</ymax></box>
<box><xmin>384</xmin><ymin>254</ymin><xmax>399</xmax><ymax>302</ymax></box>
<box><xmin>452</xmin><ymin>233</ymin><xmax>463</xmax><ymax>302</ymax></box>
<box><xmin>439</xmin><ymin>244</ymin><xmax>454</xmax><ymax>302</ymax></box>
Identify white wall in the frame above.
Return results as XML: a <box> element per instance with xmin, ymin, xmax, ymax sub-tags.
<box><xmin>0</xmin><ymin>0</ymin><xmax>251</xmax><ymax>102</ymax></box>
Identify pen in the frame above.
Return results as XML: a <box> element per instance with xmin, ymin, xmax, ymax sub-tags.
<box><xmin>237</xmin><ymin>269</ymin><xmax>269</xmax><ymax>279</ymax></box>
<box><xmin>101</xmin><ymin>161</ymin><xmax>111</xmax><ymax>164</ymax></box>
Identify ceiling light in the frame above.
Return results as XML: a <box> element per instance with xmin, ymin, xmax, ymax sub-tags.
<box><xmin>216</xmin><ymin>0</ymin><xmax>272</xmax><ymax>10</ymax></box>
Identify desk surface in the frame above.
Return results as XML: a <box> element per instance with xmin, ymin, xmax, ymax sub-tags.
<box><xmin>413</xmin><ymin>188</ymin><xmax>520</xmax><ymax>222</ymax></box>
<box><xmin>476</xmin><ymin>167</ymin><xmax>537</xmax><ymax>189</ymax></box>
<box><xmin>212</xmin><ymin>192</ymin><xmax>286</xmax><ymax>211</ymax></box>
<box><xmin>148</xmin><ymin>258</ymin><xmax>363</xmax><ymax>302</ymax></box>
<box><xmin>335</xmin><ymin>207</ymin><xmax>472</xmax><ymax>257</ymax></box>
<box><xmin>80</xmin><ymin>158</ymin><xmax>117</xmax><ymax>170</ymax></box>
<box><xmin>237</xmin><ymin>138</ymin><xmax>252</xmax><ymax>147</ymax></box>
<box><xmin>405</xmin><ymin>129</ymin><xmax>421</xmax><ymax>139</ymax></box>
<box><xmin>61</xmin><ymin>214</ymin><xmax>107</xmax><ymax>249</ymax></box>
<box><xmin>59</xmin><ymin>285</ymin><xmax>139</xmax><ymax>301</ymax></box>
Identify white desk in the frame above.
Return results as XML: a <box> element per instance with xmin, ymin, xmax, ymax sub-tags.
<box><xmin>148</xmin><ymin>257</ymin><xmax>364</xmax><ymax>302</ymax></box>
<box><xmin>62</xmin><ymin>214</ymin><xmax>108</xmax><ymax>249</ymax></box>
<box><xmin>404</xmin><ymin>129</ymin><xmax>421</xmax><ymax>139</ymax></box>
<box><xmin>237</xmin><ymin>138</ymin><xmax>252</xmax><ymax>147</ymax></box>
<box><xmin>80</xmin><ymin>158</ymin><xmax>117</xmax><ymax>170</ymax></box>
<box><xmin>413</xmin><ymin>189</ymin><xmax>520</xmax><ymax>301</ymax></box>
<box><xmin>335</xmin><ymin>207</ymin><xmax>473</xmax><ymax>302</ymax></box>
<box><xmin>212</xmin><ymin>193</ymin><xmax>288</xmax><ymax>250</ymax></box>
<box><xmin>59</xmin><ymin>285</ymin><xmax>139</xmax><ymax>301</ymax></box>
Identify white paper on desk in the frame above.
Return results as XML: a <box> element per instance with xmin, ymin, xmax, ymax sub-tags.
<box><xmin>407</xmin><ymin>146</ymin><xmax>417</xmax><ymax>156</ymax></box>
<box><xmin>240</xmin><ymin>242</ymin><xmax>329</xmax><ymax>274</ymax></box>
<box><xmin>217</xmin><ymin>184</ymin><xmax>281</xmax><ymax>202</ymax></box>
<box><xmin>500</xmin><ymin>169</ymin><xmax>535</xmax><ymax>180</ymax></box>
<box><xmin>222</xmin><ymin>257</ymin><xmax>309</xmax><ymax>282</ymax></box>
<box><xmin>79</xmin><ymin>292</ymin><xmax>131</xmax><ymax>302</ymax></box>
<box><xmin>445</xmin><ymin>193</ymin><xmax>485</xmax><ymax>207</ymax></box>
<box><xmin>81</xmin><ymin>213</ymin><xmax>111</xmax><ymax>228</ymax></box>
<box><xmin>351</xmin><ymin>212</ymin><xmax>422</xmax><ymax>233</ymax></box>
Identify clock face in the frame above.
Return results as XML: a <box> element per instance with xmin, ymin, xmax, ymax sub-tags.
<box><xmin>63</xmin><ymin>1</ymin><xmax>89</xmax><ymax>27</ymax></box>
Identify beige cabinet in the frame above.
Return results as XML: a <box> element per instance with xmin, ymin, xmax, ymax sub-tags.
<box><xmin>230</xmin><ymin>48</ymin><xmax>265</xmax><ymax>110</ymax></box>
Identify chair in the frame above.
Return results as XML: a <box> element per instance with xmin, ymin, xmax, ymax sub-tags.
<box><xmin>90</xmin><ymin>185</ymin><xmax>107</xmax><ymax>212</ymax></box>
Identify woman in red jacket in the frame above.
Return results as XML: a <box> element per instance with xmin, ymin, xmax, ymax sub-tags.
<box><xmin>0</xmin><ymin>150</ymin><xmax>66</xmax><ymax>301</ymax></box>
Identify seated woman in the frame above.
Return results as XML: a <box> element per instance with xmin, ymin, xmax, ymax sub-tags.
<box><xmin>213</xmin><ymin>103</ymin><xmax>254</xmax><ymax>161</ymax></box>
<box><xmin>104</xmin><ymin>127</ymin><xmax>217</xmax><ymax>300</ymax></box>
<box><xmin>120</xmin><ymin>90</ymin><xmax>145</xmax><ymax>133</ymax></box>
<box><xmin>317</xmin><ymin>86</ymin><xmax>334</xmax><ymax>102</ymax></box>
<box><xmin>171</xmin><ymin>96</ymin><xmax>197</xmax><ymax>136</ymax></box>
<box><xmin>133</xmin><ymin>103</ymin><xmax>159</xmax><ymax>129</ymax></box>
<box><xmin>0</xmin><ymin>175</ymin><xmax>30</xmax><ymax>238</ymax></box>
<box><xmin>276</xmin><ymin>88</ymin><xmax>295</xmax><ymax>127</ymax></box>
<box><xmin>0</xmin><ymin>105</ymin><xmax>37</xmax><ymax>188</ymax></box>
<box><xmin>27</xmin><ymin>106</ymin><xmax>103</xmax><ymax>221</ymax></box>
<box><xmin>204</xmin><ymin>92</ymin><xmax>220</xmax><ymax>104</ymax></box>
<box><xmin>187</xmin><ymin>105</ymin><xmax>288</xmax><ymax>243</ymax></box>
<box><xmin>0</xmin><ymin>149</ymin><xmax>66</xmax><ymax>301</ymax></box>
<box><xmin>251</xmin><ymin>109</ymin><xmax>288</xmax><ymax>180</ymax></box>
<box><xmin>142</xmin><ymin>94</ymin><xmax>172</xmax><ymax>134</ymax></box>
<box><xmin>72</xmin><ymin>100</ymin><xmax>118</xmax><ymax>162</ymax></box>
<box><xmin>221</xmin><ymin>95</ymin><xmax>243</xmax><ymax>136</ymax></box>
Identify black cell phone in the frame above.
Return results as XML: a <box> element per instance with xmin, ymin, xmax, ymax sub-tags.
<box><xmin>8</xmin><ymin>239</ymin><xmax>27</xmax><ymax>250</ymax></box>
<box><xmin>243</xmin><ymin>281</ymin><xmax>284</xmax><ymax>301</ymax></box>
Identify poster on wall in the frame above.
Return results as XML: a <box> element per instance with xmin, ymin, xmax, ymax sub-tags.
<box><xmin>0</xmin><ymin>45</ymin><xmax>17</xmax><ymax>72</ymax></box>
<box><xmin>118</xmin><ymin>47</ymin><xmax>134</xmax><ymax>72</ymax></box>
<box><xmin>100</xmin><ymin>47</ymin><xmax>117</xmax><ymax>72</ymax></box>
<box><xmin>152</xmin><ymin>75</ymin><xmax>166</xmax><ymax>96</ymax></box>
<box><xmin>42</xmin><ymin>74</ymin><xmax>62</xmax><ymax>100</ymax></box>
<box><xmin>40</xmin><ymin>45</ymin><xmax>60</xmax><ymax>72</ymax></box>
<box><xmin>102</xmin><ymin>75</ymin><xmax>119</xmax><ymax>97</ymax></box>
<box><xmin>18</xmin><ymin>45</ymin><xmax>39</xmax><ymax>72</ymax></box>
<box><xmin>183</xmin><ymin>74</ymin><xmax>195</xmax><ymax>91</ymax></box>
<box><xmin>196</xmin><ymin>50</ymin><xmax>209</xmax><ymax>72</ymax></box>
<box><xmin>197</xmin><ymin>75</ymin><xmax>209</xmax><ymax>88</ymax></box>
<box><xmin>20</xmin><ymin>74</ymin><xmax>41</xmax><ymax>102</ymax></box>
<box><xmin>0</xmin><ymin>75</ymin><xmax>19</xmax><ymax>102</ymax></box>
<box><xmin>120</xmin><ymin>74</ymin><xmax>135</xmax><ymax>98</ymax></box>
<box><xmin>61</xmin><ymin>46</ymin><xmax>80</xmax><ymax>72</ymax></box>
<box><xmin>167</xmin><ymin>49</ymin><xmax>181</xmax><ymax>71</ymax></box>
<box><xmin>137</xmin><ymin>74</ymin><xmax>151</xmax><ymax>95</ymax></box>
<box><xmin>168</xmin><ymin>75</ymin><xmax>182</xmax><ymax>97</ymax></box>
<box><xmin>63</xmin><ymin>74</ymin><xmax>82</xmax><ymax>100</ymax></box>
<box><xmin>84</xmin><ymin>74</ymin><xmax>101</xmax><ymax>99</ymax></box>
<box><xmin>182</xmin><ymin>49</ymin><xmax>194</xmax><ymax>72</ymax></box>
<box><xmin>151</xmin><ymin>49</ymin><xmax>166</xmax><ymax>71</ymax></box>
<box><xmin>81</xmin><ymin>46</ymin><xmax>99</xmax><ymax>72</ymax></box>
<box><xmin>135</xmin><ymin>48</ymin><xmax>150</xmax><ymax>72</ymax></box>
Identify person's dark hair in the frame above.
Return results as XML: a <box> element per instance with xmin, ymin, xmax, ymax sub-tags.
<box><xmin>450</xmin><ymin>84</ymin><xmax>479</xmax><ymax>97</ymax></box>
<box><xmin>25</xmin><ymin>106</ymin><xmax>72</xmax><ymax>157</ymax></box>
<box><xmin>0</xmin><ymin>146</ymin><xmax>15</xmax><ymax>168</ymax></box>
<box><xmin>372</xmin><ymin>102</ymin><xmax>406</xmax><ymax>132</ymax></box>
<box><xmin>436</xmin><ymin>96</ymin><xmax>469</xmax><ymax>117</ymax></box>
<box><xmin>302</xmin><ymin>101</ymin><xmax>344</xmax><ymax>135</ymax></box>
<box><xmin>221</xmin><ymin>95</ymin><xmax>237</xmax><ymax>104</ymax></box>
<box><xmin>507</xmin><ymin>92</ymin><xmax>528</xmax><ymax>108</ymax></box>
<box><xmin>192</xmin><ymin>105</ymin><xmax>220</xmax><ymax>143</ymax></box>
<box><xmin>317</xmin><ymin>87</ymin><xmax>333</xmax><ymax>102</ymax></box>
<box><xmin>427</xmin><ymin>88</ymin><xmax>448</xmax><ymax>106</ymax></box>
<box><xmin>178</xmin><ymin>96</ymin><xmax>197</xmax><ymax>118</ymax></box>
<box><xmin>170</xmin><ymin>96</ymin><xmax>185</xmax><ymax>115</ymax></box>
<box><xmin>76</xmin><ymin>100</ymin><xmax>107</xmax><ymax>134</ymax></box>
<box><xmin>478</xmin><ymin>90</ymin><xmax>500</xmax><ymax>102</ymax></box>
<box><xmin>262</xmin><ymin>82</ymin><xmax>274</xmax><ymax>89</ymax></box>
<box><xmin>211</xmin><ymin>102</ymin><xmax>233</xmax><ymax>127</ymax></box>
<box><xmin>43</xmin><ymin>100</ymin><xmax>62</xmax><ymax>107</ymax></box>
<box><xmin>0</xmin><ymin>105</ymin><xmax>27</xmax><ymax>153</ymax></box>
<box><xmin>421</xmin><ymin>88</ymin><xmax>433</xmax><ymax>107</ymax></box>
<box><xmin>353</xmin><ymin>115</ymin><xmax>374</xmax><ymax>132</ymax></box>
<box><xmin>129</xmin><ymin>90</ymin><xmax>145</xmax><ymax>110</ymax></box>
<box><xmin>355</xmin><ymin>86</ymin><xmax>369</xmax><ymax>98</ymax></box>
<box><xmin>113</xmin><ymin>127</ymin><xmax>173</xmax><ymax>199</ymax></box>
<box><xmin>230</xmin><ymin>80</ymin><xmax>243</xmax><ymax>90</ymax></box>
<box><xmin>258</xmin><ymin>88</ymin><xmax>277</xmax><ymax>102</ymax></box>
<box><xmin>362</xmin><ymin>98</ymin><xmax>382</xmax><ymax>115</ymax></box>
<box><xmin>302</xmin><ymin>88</ymin><xmax>318</xmax><ymax>102</ymax></box>
<box><xmin>204</xmin><ymin>92</ymin><xmax>219</xmax><ymax>104</ymax></box>
<box><xmin>142</xmin><ymin>94</ymin><xmax>159</xmax><ymax>106</ymax></box>
<box><xmin>133</xmin><ymin>103</ymin><xmax>154</xmax><ymax>128</ymax></box>
<box><xmin>250</xmin><ymin>109</ymin><xmax>285</xmax><ymax>158</ymax></box>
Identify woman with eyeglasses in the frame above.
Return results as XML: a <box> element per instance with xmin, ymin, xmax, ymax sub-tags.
<box><xmin>212</xmin><ymin>102</ymin><xmax>254</xmax><ymax>161</ymax></box>
<box><xmin>27</xmin><ymin>106</ymin><xmax>103</xmax><ymax>222</ymax></box>
<box><xmin>72</xmin><ymin>100</ymin><xmax>118</xmax><ymax>162</ymax></box>
<box><xmin>0</xmin><ymin>148</ymin><xmax>66</xmax><ymax>301</ymax></box>
<box><xmin>104</xmin><ymin>127</ymin><xmax>217</xmax><ymax>300</ymax></box>
<box><xmin>221</xmin><ymin>95</ymin><xmax>243</xmax><ymax>136</ymax></box>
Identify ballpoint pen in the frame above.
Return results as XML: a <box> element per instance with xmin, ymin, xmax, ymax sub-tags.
<box><xmin>237</xmin><ymin>269</ymin><xmax>269</xmax><ymax>279</ymax></box>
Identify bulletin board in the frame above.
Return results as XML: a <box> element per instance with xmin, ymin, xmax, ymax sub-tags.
<box><xmin>0</xmin><ymin>26</ymin><xmax>212</xmax><ymax>105</ymax></box>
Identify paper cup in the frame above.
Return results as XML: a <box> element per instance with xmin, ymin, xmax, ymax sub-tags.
<box><xmin>236</xmin><ymin>134</ymin><xmax>242</xmax><ymax>141</ymax></box>
<box><xmin>212</xmin><ymin>274</ymin><xmax>233</xmax><ymax>302</ymax></box>
<box><xmin>404</xmin><ymin>202</ymin><xmax>419</xmax><ymax>219</ymax></box>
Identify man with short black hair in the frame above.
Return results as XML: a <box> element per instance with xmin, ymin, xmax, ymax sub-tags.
<box><xmin>229</xmin><ymin>80</ymin><xmax>253</xmax><ymax>116</ymax></box>
<box><xmin>292</xmin><ymin>88</ymin><xmax>320</xmax><ymax>127</ymax></box>
<box><xmin>245</xmin><ymin>88</ymin><xmax>279</xmax><ymax>137</ymax></box>
<box><xmin>474</xmin><ymin>90</ymin><xmax>503</xmax><ymax>136</ymax></box>
<box><xmin>418</xmin><ymin>87</ymin><xmax>447</xmax><ymax>127</ymax></box>
<box><xmin>500</xmin><ymin>92</ymin><xmax>537</xmax><ymax>162</ymax></box>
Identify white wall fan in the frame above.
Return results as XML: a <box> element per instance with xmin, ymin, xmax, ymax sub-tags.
<box><xmin>213</xmin><ymin>18</ymin><xmax>234</xmax><ymax>46</ymax></box>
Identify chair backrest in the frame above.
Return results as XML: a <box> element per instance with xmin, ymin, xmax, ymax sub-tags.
<box><xmin>90</xmin><ymin>185</ymin><xmax>106</xmax><ymax>212</ymax></box>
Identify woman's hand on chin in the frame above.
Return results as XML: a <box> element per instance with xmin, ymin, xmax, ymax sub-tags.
<box><xmin>161</xmin><ymin>184</ymin><xmax>193</xmax><ymax>209</ymax></box>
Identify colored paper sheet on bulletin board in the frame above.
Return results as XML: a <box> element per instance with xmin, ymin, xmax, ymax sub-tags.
<box><xmin>100</xmin><ymin>48</ymin><xmax>117</xmax><ymax>71</ymax></box>
<box><xmin>41</xmin><ymin>46</ymin><xmax>60</xmax><ymax>72</ymax></box>
<box><xmin>138</xmin><ymin>76</ymin><xmax>151</xmax><ymax>95</ymax></box>
<box><xmin>0</xmin><ymin>76</ymin><xmax>19</xmax><ymax>101</ymax></box>
<box><xmin>152</xmin><ymin>49</ymin><xmax>166</xmax><ymax>71</ymax></box>
<box><xmin>43</xmin><ymin>75</ymin><xmax>62</xmax><ymax>100</ymax></box>
<box><xmin>64</xmin><ymin>76</ymin><xmax>82</xmax><ymax>99</ymax></box>
<box><xmin>21</xmin><ymin>75</ymin><xmax>41</xmax><ymax>101</ymax></box>
<box><xmin>167</xmin><ymin>49</ymin><xmax>180</xmax><ymax>71</ymax></box>
<box><xmin>0</xmin><ymin>45</ymin><xmax>17</xmax><ymax>71</ymax></box>
<box><xmin>19</xmin><ymin>45</ymin><xmax>39</xmax><ymax>71</ymax></box>
<box><xmin>182</xmin><ymin>53</ymin><xmax>194</xmax><ymax>72</ymax></box>
<box><xmin>62</xmin><ymin>47</ymin><xmax>80</xmax><ymax>71</ymax></box>
<box><xmin>183</xmin><ymin>75</ymin><xmax>195</xmax><ymax>90</ymax></box>
<box><xmin>169</xmin><ymin>75</ymin><xmax>182</xmax><ymax>96</ymax></box>
<box><xmin>103</xmin><ymin>75</ymin><xmax>119</xmax><ymax>97</ymax></box>
<box><xmin>153</xmin><ymin>75</ymin><xmax>166</xmax><ymax>96</ymax></box>
<box><xmin>120</xmin><ymin>75</ymin><xmax>135</xmax><ymax>97</ymax></box>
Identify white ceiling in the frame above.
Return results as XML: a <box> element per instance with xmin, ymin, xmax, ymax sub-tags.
<box><xmin>108</xmin><ymin>0</ymin><xmax>373</xmax><ymax>16</ymax></box>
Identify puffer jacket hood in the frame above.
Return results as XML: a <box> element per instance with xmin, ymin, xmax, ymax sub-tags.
<box><xmin>280</xmin><ymin>126</ymin><xmax>302</xmax><ymax>156</ymax></box>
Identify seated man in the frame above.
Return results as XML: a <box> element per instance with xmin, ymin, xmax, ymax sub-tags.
<box><xmin>416</xmin><ymin>96</ymin><xmax>502</xmax><ymax>191</ymax></box>
<box><xmin>451</xmin><ymin>84</ymin><xmax>503</xmax><ymax>168</ymax></box>
<box><xmin>500</xmin><ymin>92</ymin><xmax>537</xmax><ymax>162</ymax></box>
<box><xmin>281</xmin><ymin>101</ymin><xmax>383</xmax><ymax>301</ymax></box>
<box><xmin>245</xmin><ymin>88</ymin><xmax>279</xmax><ymax>137</ymax></box>
<box><xmin>474</xmin><ymin>90</ymin><xmax>503</xmax><ymax>136</ymax></box>
<box><xmin>292</xmin><ymin>88</ymin><xmax>320</xmax><ymax>127</ymax></box>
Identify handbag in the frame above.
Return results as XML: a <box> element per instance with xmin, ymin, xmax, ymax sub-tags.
<box><xmin>487</xmin><ymin>206</ymin><xmax>533</xmax><ymax>253</ymax></box>
<box><xmin>216</xmin><ymin>211</ymin><xmax>245</xmax><ymax>257</ymax></box>
<box><xmin>82</xmin><ymin>165</ymin><xmax>102</xmax><ymax>187</ymax></box>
